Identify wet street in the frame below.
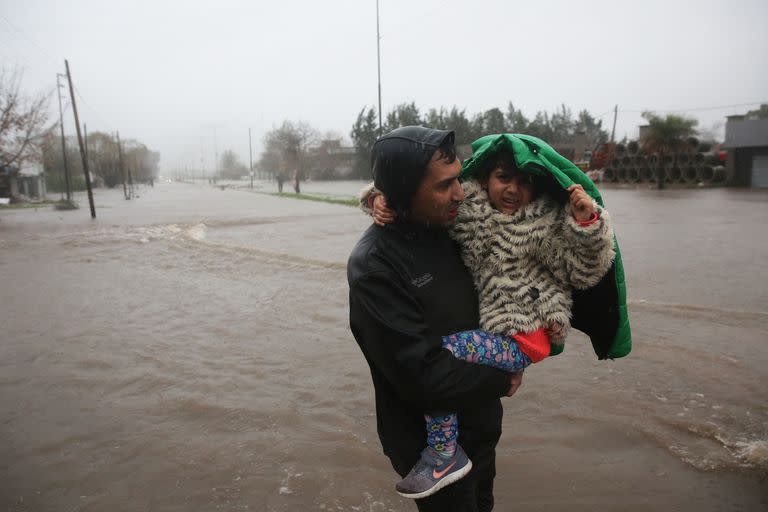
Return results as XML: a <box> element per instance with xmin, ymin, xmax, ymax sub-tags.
<box><xmin>1</xmin><ymin>181</ymin><xmax>767</xmax><ymax>511</ymax></box>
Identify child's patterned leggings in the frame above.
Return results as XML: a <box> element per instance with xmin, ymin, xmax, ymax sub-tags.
<box><xmin>425</xmin><ymin>330</ymin><xmax>532</xmax><ymax>458</ymax></box>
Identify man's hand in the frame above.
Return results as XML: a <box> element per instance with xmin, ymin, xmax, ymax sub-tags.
<box><xmin>372</xmin><ymin>194</ymin><xmax>397</xmax><ymax>226</ymax></box>
<box><xmin>567</xmin><ymin>184</ymin><xmax>595</xmax><ymax>222</ymax></box>
<box><xmin>505</xmin><ymin>369</ymin><xmax>524</xmax><ymax>397</ymax></box>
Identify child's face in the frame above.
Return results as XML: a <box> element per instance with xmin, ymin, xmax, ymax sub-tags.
<box><xmin>483</xmin><ymin>168</ymin><xmax>535</xmax><ymax>215</ymax></box>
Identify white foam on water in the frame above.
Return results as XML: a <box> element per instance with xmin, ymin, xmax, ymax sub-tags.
<box><xmin>658</xmin><ymin>415</ymin><xmax>768</xmax><ymax>473</ymax></box>
<box><xmin>712</xmin><ymin>432</ymin><xmax>768</xmax><ymax>470</ymax></box>
<box><xmin>184</xmin><ymin>223</ymin><xmax>207</xmax><ymax>241</ymax></box>
<box><xmin>278</xmin><ymin>466</ymin><xmax>301</xmax><ymax>495</ymax></box>
<box><xmin>55</xmin><ymin>223</ymin><xmax>210</xmax><ymax>247</ymax></box>
<box><xmin>732</xmin><ymin>439</ymin><xmax>768</xmax><ymax>467</ymax></box>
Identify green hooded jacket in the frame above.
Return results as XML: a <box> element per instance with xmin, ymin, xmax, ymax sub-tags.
<box><xmin>460</xmin><ymin>133</ymin><xmax>631</xmax><ymax>360</ymax></box>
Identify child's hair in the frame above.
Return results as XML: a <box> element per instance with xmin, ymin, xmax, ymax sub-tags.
<box><xmin>476</xmin><ymin>151</ymin><xmax>518</xmax><ymax>184</ymax></box>
<box><xmin>475</xmin><ymin>150</ymin><xmax>568</xmax><ymax>204</ymax></box>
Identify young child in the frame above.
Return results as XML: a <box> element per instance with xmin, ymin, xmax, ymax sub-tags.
<box><xmin>362</xmin><ymin>137</ymin><xmax>617</xmax><ymax>499</ymax></box>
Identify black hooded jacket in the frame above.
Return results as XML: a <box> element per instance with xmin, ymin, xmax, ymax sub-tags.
<box><xmin>347</xmin><ymin>220</ymin><xmax>512</xmax><ymax>471</ymax></box>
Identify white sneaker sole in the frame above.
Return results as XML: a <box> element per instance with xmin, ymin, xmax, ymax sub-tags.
<box><xmin>395</xmin><ymin>459</ymin><xmax>473</xmax><ymax>500</ymax></box>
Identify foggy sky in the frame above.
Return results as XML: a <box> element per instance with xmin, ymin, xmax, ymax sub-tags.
<box><xmin>2</xmin><ymin>0</ymin><xmax>767</xmax><ymax>174</ymax></box>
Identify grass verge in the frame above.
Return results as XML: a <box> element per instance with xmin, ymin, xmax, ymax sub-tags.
<box><xmin>267</xmin><ymin>192</ymin><xmax>358</xmax><ymax>207</ymax></box>
<box><xmin>0</xmin><ymin>199</ymin><xmax>68</xmax><ymax>210</ymax></box>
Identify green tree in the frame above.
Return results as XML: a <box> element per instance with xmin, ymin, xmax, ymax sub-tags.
<box><xmin>424</xmin><ymin>107</ymin><xmax>448</xmax><ymax>130</ymax></box>
<box><xmin>574</xmin><ymin>109</ymin><xmax>608</xmax><ymax>149</ymax></box>
<box><xmin>444</xmin><ymin>106</ymin><xmax>472</xmax><ymax>146</ymax></box>
<box><xmin>348</xmin><ymin>102</ymin><xmax>612</xmax><ymax>162</ymax></box>
<box><xmin>526</xmin><ymin>111</ymin><xmax>553</xmax><ymax>141</ymax></box>
<box><xmin>549</xmin><ymin>104</ymin><xmax>574</xmax><ymax>142</ymax></box>
<box><xmin>384</xmin><ymin>102</ymin><xmax>422</xmax><ymax>132</ymax></box>
<box><xmin>505</xmin><ymin>102</ymin><xmax>529</xmax><ymax>133</ymax></box>
<box><xmin>468</xmin><ymin>112</ymin><xmax>485</xmax><ymax>144</ymax></box>
<box><xmin>481</xmin><ymin>108</ymin><xmax>507</xmax><ymax>135</ymax></box>
<box><xmin>350</xmin><ymin>107</ymin><xmax>378</xmax><ymax>179</ymax></box>
<box><xmin>641</xmin><ymin>112</ymin><xmax>698</xmax><ymax>189</ymax></box>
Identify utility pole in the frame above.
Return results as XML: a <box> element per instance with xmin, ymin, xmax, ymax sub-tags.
<box><xmin>55</xmin><ymin>73</ymin><xmax>71</xmax><ymax>202</ymax></box>
<box><xmin>376</xmin><ymin>0</ymin><xmax>383</xmax><ymax>136</ymax></box>
<box><xmin>249</xmin><ymin>128</ymin><xmax>254</xmax><ymax>189</ymax></box>
<box><xmin>610</xmin><ymin>105</ymin><xmax>618</xmax><ymax>143</ymax></box>
<box><xmin>65</xmin><ymin>59</ymin><xmax>96</xmax><ymax>218</ymax></box>
<box><xmin>117</xmin><ymin>131</ymin><xmax>128</xmax><ymax>199</ymax></box>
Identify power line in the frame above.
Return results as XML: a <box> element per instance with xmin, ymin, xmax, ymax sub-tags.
<box><xmin>620</xmin><ymin>101</ymin><xmax>767</xmax><ymax>114</ymax></box>
<box><xmin>0</xmin><ymin>14</ymin><xmax>117</xmax><ymax>133</ymax></box>
<box><xmin>0</xmin><ymin>13</ymin><xmax>118</xmax><ymax>135</ymax></box>
<box><xmin>73</xmin><ymin>86</ymin><xmax>114</xmax><ymax>132</ymax></box>
<box><xmin>0</xmin><ymin>13</ymin><xmax>60</xmax><ymax>68</ymax></box>
<box><xmin>0</xmin><ymin>36</ymin><xmax>48</xmax><ymax>75</ymax></box>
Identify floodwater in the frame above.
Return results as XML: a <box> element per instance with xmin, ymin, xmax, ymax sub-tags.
<box><xmin>1</xmin><ymin>180</ymin><xmax>767</xmax><ymax>511</ymax></box>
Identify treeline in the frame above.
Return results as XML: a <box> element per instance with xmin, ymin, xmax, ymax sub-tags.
<box><xmin>350</xmin><ymin>102</ymin><xmax>609</xmax><ymax>179</ymax></box>
<box><xmin>256</xmin><ymin>120</ymin><xmax>319</xmax><ymax>181</ymax></box>
<box><xmin>214</xmin><ymin>121</ymin><xmax>337</xmax><ymax>181</ymax></box>
<box><xmin>248</xmin><ymin>103</ymin><xmax>610</xmax><ymax>182</ymax></box>
<box><xmin>42</xmin><ymin>131</ymin><xmax>160</xmax><ymax>191</ymax></box>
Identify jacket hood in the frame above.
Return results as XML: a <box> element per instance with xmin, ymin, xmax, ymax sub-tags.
<box><xmin>460</xmin><ymin>133</ymin><xmax>606</xmax><ymax>207</ymax></box>
<box><xmin>371</xmin><ymin>126</ymin><xmax>455</xmax><ymax>216</ymax></box>
<box><xmin>460</xmin><ymin>133</ymin><xmax>632</xmax><ymax>360</ymax></box>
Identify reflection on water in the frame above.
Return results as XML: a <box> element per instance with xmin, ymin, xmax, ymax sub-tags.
<box><xmin>1</xmin><ymin>182</ymin><xmax>767</xmax><ymax>511</ymax></box>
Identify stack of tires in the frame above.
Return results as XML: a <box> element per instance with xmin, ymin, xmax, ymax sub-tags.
<box><xmin>601</xmin><ymin>141</ymin><xmax>725</xmax><ymax>185</ymax></box>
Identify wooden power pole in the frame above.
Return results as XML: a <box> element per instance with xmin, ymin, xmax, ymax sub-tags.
<box><xmin>65</xmin><ymin>59</ymin><xmax>96</xmax><ymax>218</ymax></box>
<box><xmin>55</xmin><ymin>73</ymin><xmax>71</xmax><ymax>202</ymax></box>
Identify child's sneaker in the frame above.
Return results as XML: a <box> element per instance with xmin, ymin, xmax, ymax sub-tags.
<box><xmin>395</xmin><ymin>445</ymin><xmax>472</xmax><ymax>499</ymax></box>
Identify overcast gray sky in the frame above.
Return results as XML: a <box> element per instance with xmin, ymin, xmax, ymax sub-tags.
<box><xmin>2</xmin><ymin>0</ymin><xmax>767</xmax><ymax>174</ymax></box>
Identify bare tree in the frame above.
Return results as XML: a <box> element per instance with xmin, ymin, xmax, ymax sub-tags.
<box><xmin>41</xmin><ymin>130</ymin><xmax>159</xmax><ymax>188</ymax></box>
<box><xmin>87</xmin><ymin>132</ymin><xmax>121</xmax><ymax>187</ymax></box>
<box><xmin>0</xmin><ymin>67</ymin><xmax>50</xmax><ymax>168</ymax></box>
<box><xmin>219</xmin><ymin>149</ymin><xmax>246</xmax><ymax>179</ymax></box>
<box><xmin>261</xmin><ymin>120</ymin><xmax>319</xmax><ymax>184</ymax></box>
<box><xmin>122</xmin><ymin>140</ymin><xmax>160</xmax><ymax>183</ymax></box>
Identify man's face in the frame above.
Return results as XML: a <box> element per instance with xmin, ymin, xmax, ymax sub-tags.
<box><xmin>410</xmin><ymin>150</ymin><xmax>465</xmax><ymax>228</ymax></box>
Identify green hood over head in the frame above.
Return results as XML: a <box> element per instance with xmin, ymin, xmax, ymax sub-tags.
<box><xmin>461</xmin><ymin>133</ymin><xmax>632</xmax><ymax>360</ymax></box>
<box><xmin>461</xmin><ymin>133</ymin><xmax>604</xmax><ymax>204</ymax></box>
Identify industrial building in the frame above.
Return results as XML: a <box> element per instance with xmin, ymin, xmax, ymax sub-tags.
<box><xmin>722</xmin><ymin>115</ymin><xmax>768</xmax><ymax>187</ymax></box>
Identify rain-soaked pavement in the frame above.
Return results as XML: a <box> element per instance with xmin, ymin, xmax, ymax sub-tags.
<box><xmin>1</xmin><ymin>180</ymin><xmax>767</xmax><ymax>511</ymax></box>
